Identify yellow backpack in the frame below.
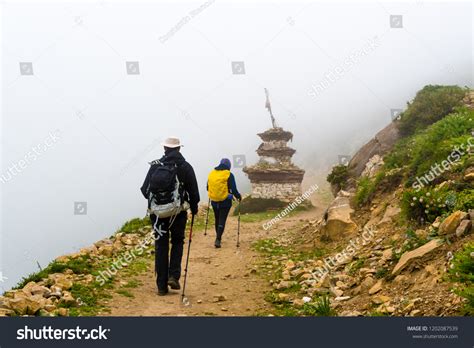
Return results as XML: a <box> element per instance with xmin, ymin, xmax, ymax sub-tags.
<box><xmin>208</xmin><ymin>169</ymin><xmax>231</xmax><ymax>202</ymax></box>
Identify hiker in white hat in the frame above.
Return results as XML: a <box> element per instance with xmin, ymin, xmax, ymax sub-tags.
<box><xmin>140</xmin><ymin>136</ymin><xmax>200</xmax><ymax>296</ymax></box>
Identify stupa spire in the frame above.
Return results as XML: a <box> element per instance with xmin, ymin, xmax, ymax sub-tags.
<box><xmin>264</xmin><ymin>88</ymin><xmax>277</xmax><ymax>129</ymax></box>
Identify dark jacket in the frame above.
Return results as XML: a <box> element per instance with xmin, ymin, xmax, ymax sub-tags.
<box><xmin>141</xmin><ymin>148</ymin><xmax>200</xmax><ymax>215</ymax></box>
<box><xmin>208</xmin><ymin>163</ymin><xmax>241</xmax><ymax>209</ymax></box>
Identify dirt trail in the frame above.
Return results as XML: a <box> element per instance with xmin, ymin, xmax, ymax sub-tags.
<box><xmin>104</xmin><ymin>209</ymin><xmax>321</xmax><ymax>316</ymax></box>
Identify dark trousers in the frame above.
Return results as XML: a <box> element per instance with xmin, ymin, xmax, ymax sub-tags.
<box><xmin>212</xmin><ymin>204</ymin><xmax>231</xmax><ymax>240</ymax></box>
<box><xmin>151</xmin><ymin>211</ymin><xmax>187</xmax><ymax>290</ymax></box>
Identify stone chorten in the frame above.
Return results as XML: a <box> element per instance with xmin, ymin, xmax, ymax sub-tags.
<box><xmin>243</xmin><ymin>89</ymin><xmax>305</xmax><ymax>201</ymax></box>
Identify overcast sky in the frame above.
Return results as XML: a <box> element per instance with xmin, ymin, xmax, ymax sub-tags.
<box><xmin>1</xmin><ymin>0</ymin><xmax>472</xmax><ymax>289</ymax></box>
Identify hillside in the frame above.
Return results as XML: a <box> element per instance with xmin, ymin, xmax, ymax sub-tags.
<box><xmin>259</xmin><ymin>86</ymin><xmax>474</xmax><ymax>316</ymax></box>
<box><xmin>1</xmin><ymin>85</ymin><xmax>473</xmax><ymax>318</ymax></box>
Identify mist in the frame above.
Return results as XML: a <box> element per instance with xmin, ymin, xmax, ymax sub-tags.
<box><xmin>1</xmin><ymin>0</ymin><xmax>472</xmax><ymax>290</ymax></box>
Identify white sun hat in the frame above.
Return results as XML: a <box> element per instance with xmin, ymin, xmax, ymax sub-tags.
<box><xmin>161</xmin><ymin>136</ymin><xmax>183</xmax><ymax>148</ymax></box>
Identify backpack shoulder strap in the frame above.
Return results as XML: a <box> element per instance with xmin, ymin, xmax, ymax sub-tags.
<box><xmin>149</xmin><ymin>159</ymin><xmax>161</xmax><ymax>166</ymax></box>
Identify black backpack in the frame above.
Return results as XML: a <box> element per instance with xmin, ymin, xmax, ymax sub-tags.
<box><xmin>149</xmin><ymin>161</ymin><xmax>180</xmax><ymax>202</ymax></box>
<box><xmin>147</xmin><ymin>160</ymin><xmax>185</xmax><ymax>218</ymax></box>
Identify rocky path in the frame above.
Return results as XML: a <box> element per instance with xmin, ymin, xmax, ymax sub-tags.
<box><xmin>104</xmin><ymin>209</ymin><xmax>320</xmax><ymax>317</ymax></box>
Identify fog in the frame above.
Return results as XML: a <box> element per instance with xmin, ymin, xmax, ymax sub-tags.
<box><xmin>1</xmin><ymin>0</ymin><xmax>472</xmax><ymax>290</ymax></box>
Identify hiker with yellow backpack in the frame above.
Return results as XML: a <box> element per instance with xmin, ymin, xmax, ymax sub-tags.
<box><xmin>207</xmin><ymin>158</ymin><xmax>242</xmax><ymax>248</ymax></box>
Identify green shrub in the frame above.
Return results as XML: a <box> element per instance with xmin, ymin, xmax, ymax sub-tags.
<box><xmin>401</xmin><ymin>186</ymin><xmax>452</xmax><ymax>223</ymax></box>
<box><xmin>355</xmin><ymin>177</ymin><xmax>376</xmax><ymax>206</ymax></box>
<box><xmin>448</xmin><ymin>243</ymin><xmax>474</xmax><ymax>315</ymax></box>
<box><xmin>401</xmin><ymin>184</ymin><xmax>473</xmax><ymax>224</ymax></box>
<box><xmin>119</xmin><ymin>217</ymin><xmax>151</xmax><ymax>234</ymax></box>
<box><xmin>397</xmin><ymin>85</ymin><xmax>466</xmax><ymax>136</ymax></box>
<box><xmin>348</xmin><ymin>258</ymin><xmax>366</xmax><ymax>275</ymax></box>
<box><xmin>409</xmin><ymin>110</ymin><xmax>474</xmax><ymax>178</ymax></box>
<box><xmin>13</xmin><ymin>255</ymin><xmax>94</xmax><ymax>290</ymax></box>
<box><xmin>375</xmin><ymin>268</ymin><xmax>389</xmax><ymax>279</ymax></box>
<box><xmin>384</xmin><ymin>138</ymin><xmax>414</xmax><ymax>170</ymax></box>
<box><xmin>354</xmin><ymin>172</ymin><xmax>385</xmax><ymax>207</ymax></box>
<box><xmin>453</xmin><ymin>189</ymin><xmax>474</xmax><ymax>212</ymax></box>
<box><xmin>327</xmin><ymin>165</ymin><xmax>349</xmax><ymax>191</ymax></box>
<box><xmin>302</xmin><ymin>295</ymin><xmax>335</xmax><ymax>316</ymax></box>
<box><xmin>387</xmin><ymin>109</ymin><xmax>474</xmax><ymax>180</ymax></box>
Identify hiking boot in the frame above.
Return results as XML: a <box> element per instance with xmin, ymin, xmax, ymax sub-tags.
<box><xmin>214</xmin><ymin>238</ymin><xmax>221</xmax><ymax>248</ymax></box>
<box><xmin>158</xmin><ymin>288</ymin><xmax>168</xmax><ymax>296</ymax></box>
<box><xmin>168</xmin><ymin>277</ymin><xmax>180</xmax><ymax>290</ymax></box>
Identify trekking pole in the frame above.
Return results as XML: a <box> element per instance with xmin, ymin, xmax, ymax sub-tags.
<box><xmin>236</xmin><ymin>200</ymin><xmax>241</xmax><ymax>248</ymax></box>
<box><xmin>204</xmin><ymin>198</ymin><xmax>210</xmax><ymax>236</ymax></box>
<box><xmin>181</xmin><ymin>214</ymin><xmax>195</xmax><ymax>304</ymax></box>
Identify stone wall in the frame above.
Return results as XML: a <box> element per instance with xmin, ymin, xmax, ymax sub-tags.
<box><xmin>251</xmin><ymin>182</ymin><xmax>302</xmax><ymax>201</ymax></box>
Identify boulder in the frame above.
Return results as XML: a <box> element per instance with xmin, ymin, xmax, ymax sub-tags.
<box><xmin>7</xmin><ymin>295</ymin><xmax>45</xmax><ymax>315</ymax></box>
<box><xmin>392</xmin><ymin>239</ymin><xmax>443</xmax><ymax>275</ymax></box>
<box><xmin>360</xmin><ymin>276</ymin><xmax>375</xmax><ymax>291</ymax></box>
<box><xmin>94</xmin><ymin>238</ymin><xmax>113</xmax><ymax>248</ymax></box>
<box><xmin>83</xmin><ymin>274</ymin><xmax>94</xmax><ymax>284</ymax></box>
<box><xmin>0</xmin><ymin>296</ymin><xmax>7</xmax><ymax>309</ymax></box>
<box><xmin>431</xmin><ymin>217</ymin><xmax>441</xmax><ymax>229</ymax></box>
<box><xmin>275</xmin><ymin>281</ymin><xmax>295</xmax><ymax>290</ymax></box>
<box><xmin>0</xmin><ymin>308</ymin><xmax>14</xmax><ymax>316</ymax></box>
<box><xmin>6</xmin><ymin>298</ymin><xmax>28</xmax><ymax>315</ymax></box>
<box><xmin>455</xmin><ymin>220</ymin><xmax>472</xmax><ymax>238</ymax></box>
<box><xmin>348</xmin><ymin>122</ymin><xmax>400</xmax><ymax>177</ymax></box>
<box><xmin>290</xmin><ymin>268</ymin><xmax>304</xmax><ymax>277</ymax></box>
<box><xmin>48</xmin><ymin>285</ymin><xmax>62</xmax><ymax>298</ymax></box>
<box><xmin>330</xmin><ymin>287</ymin><xmax>344</xmax><ymax>297</ymax></box>
<box><xmin>13</xmin><ymin>289</ymin><xmax>32</xmax><ymax>299</ymax></box>
<box><xmin>98</xmin><ymin>245</ymin><xmax>114</xmax><ymax>257</ymax></box>
<box><xmin>80</xmin><ymin>245</ymin><xmax>98</xmax><ymax>255</ymax></box>
<box><xmin>30</xmin><ymin>285</ymin><xmax>51</xmax><ymax>297</ymax></box>
<box><xmin>60</xmin><ymin>291</ymin><xmax>76</xmax><ymax>306</ymax></box>
<box><xmin>382</xmin><ymin>248</ymin><xmax>393</xmax><ymax>261</ymax></box>
<box><xmin>377</xmin><ymin>205</ymin><xmax>401</xmax><ymax>227</ymax></box>
<box><xmin>292</xmin><ymin>299</ymin><xmax>305</xmax><ymax>308</ymax></box>
<box><xmin>28</xmin><ymin>296</ymin><xmax>47</xmax><ymax>315</ymax></box>
<box><xmin>321</xmin><ymin>196</ymin><xmax>358</xmax><ymax>240</ymax></box>
<box><xmin>44</xmin><ymin>304</ymin><xmax>56</xmax><ymax>313</ymax></box>
<box><xmin>438</xmin><ymin>211</ymin><xmax>468</xmax><ymax>235</ymax></box>
<box><xmin>372</xmin><ymin>295</ymin><xmax>391</xmax><ymax>304</ymax></box>
<box><xmin>57</xmin><ymin>308</ymin><xmax>69</xmax><ymax>316</ymax></box>
<box><xmin>350</xmin><ymin>286</ymin><xmax>361</xmax><ymax>296</ymax></box>
<box><xmin>318</xmin><ymin>273</ymin><xmax>332</xmax><ymax>288</ymax></box>
<box><xmin>284</xmin><ymin>260</ymin><xmax>296</xmax><ymax>270</ymax></box>
<box><xmin>377</xmin><ymin>304</ymin><xmax>396</xmax><ymax>314</ymax></box>
<box><xmin>54</xmin><ymin>278</ymin><xmax>73</xmax><ymax>291</ymax></box>
<box><xmin>463</xmin><ymin>167</ymin><xmax>474</xmax><ymax>181</ymax></box>
<box><xmin>361</xmin><ymin>155</ymin><xmax>384</xmax><ymax>178</ymax></box>
<box><xmin>55</xmin><ymin>255</ymin><xmax>71</xmax><ymax>263</ymax></box>
<box><xmin>369</xmin><ymin>280</ymin><xmax>383</xmax><ymax>295</ymax></box>
<box><xmin>335</xmin><ymin>296</ymin><xmax>351</xmax><ymax>301</ymax></box>
<box><xmin>22</xmin><ymin>282</ymin><xmax>38</xmax><ymax>293</ymax></box>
